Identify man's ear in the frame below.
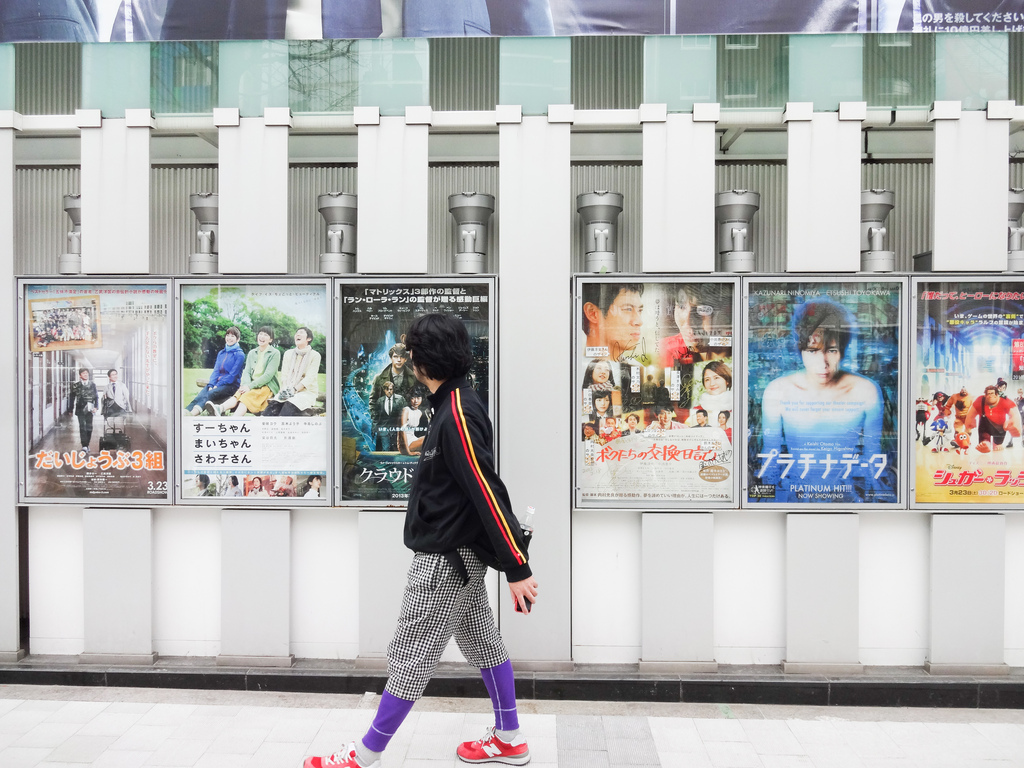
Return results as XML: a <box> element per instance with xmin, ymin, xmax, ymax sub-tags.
<box><xmin>583</xmin><ymin>302</ymin><xmax>602</xmax><ymax>328</ymax></box>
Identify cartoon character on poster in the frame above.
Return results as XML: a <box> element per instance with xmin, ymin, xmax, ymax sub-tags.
<box><xmin>340</xmin><ymin>283</ymin><xmax>492</xmax><ymax>503</ymax></box>
<box><xmin>746</xmin><ymin>283</ymin><xmax>900</xmax><ymax>505</ymax></box>
<box><xmin>915</xmin><ymin>284</ymin><xmax>1024</xmax><ymax>504</ymax></box>
<box><xmin>576</xmin><ymin>280</ymin><xmax>735</xmax><ymax>506</ymax></box>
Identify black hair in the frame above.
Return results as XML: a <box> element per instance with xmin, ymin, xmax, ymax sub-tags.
<box><xmin>226</xmin><ymin>326</ymin><xmax>241</xmax><ymax>339</ymax></box>
<box><xmin>197</xmin><ymin>474</ymin><xmax>210</xmax><ymax>488</ymax></box>
<box><xmin>793</xmin><ymin>299</ymin><xmax>853</xmax><ymax>355</ymax></box>
<box><xmin>257</xmin><ymin>325</ymin><xmax>274</xmax><ymax>339</ymax></box>
<box><xmin>405</xmin><ymin>314</ymin><xmax>473</xmax><ymax>382</ymax></box>
<box><xmin>696</xmin><ymin>408</ymin><xmax>708</xmax><ymax>417</ymax></box>
<box><xmin>78</xmin><ymin>368</ymin><xmax>91</xmax><ymax>378</ymax></box>
<box><xmin>582</xmin><ymin>358</ymin><xmax>617</xmax><ymax>389</ymax></box>
<box><xmin>581</xmin><ymin>283</ymin><xmax>644</xmax><ymax>335</ymax></box>
<box><xmin>230</xmin><ymin>475</ymin><xmax>239</xmax><ymax>487</ymax></box>
<box><xmin>296</xmin><ymin>327</ymin><xmax>314</xmax><ymax>342</ymax></box>
<box><xmin>107</xmin><ymin>369</ymin><xmax>117</xmax><ymax>377</ymax></box>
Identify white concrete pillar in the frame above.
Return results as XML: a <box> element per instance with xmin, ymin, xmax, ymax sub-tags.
<box><xmin>355</xmin><ymin>106</ymin><xmax>430</xmax><ymax>273</ymax></box>
<box><xmin>78</xmin><ymin>108</ymin><xmax>154</xmax><ymax>274</ymax></box>
<box><xmin>928</xmin><ymin>514</ymin><xmax>1007</xmax><ymax>674</ymax></box>
<box><xmin>0</xmin><ymin>111</ymin><xmax>22</xmax><ymax>661</ymax></box>
<box><xmin>641</xmin><ymin>104</ymin><xmax>718</xmax><ymax>273</ymax></box>
<box><xmin>81</xmin><ymin>507</ymin><xmax>155</xmax><ymax>664</ymax></box>
<box><xmin>641</xmin><ymin>513</ymin><xmax>716</xmax><ymax>671</ymax></box>
<box><xmin>784</xmin><ymin>513</ymin><xmax>863</xmax><ymax>674</ymax></box>
<box><xmin>357</xmin><ymin>509</ymin><xmax>410</xmax><ymax>663</ymax></box>
<box><xmin>214</xmin><ymin>107</ymin><xmax>292</xmax><ymax>273</ymax></box>
<box><xmin>930</xmin><ymin>101</ymin><xmax>1012</xmax><ymax>271</ymax></box>
<box><xmin>497</xmin><ymin>107</ymin><xmax>571</xmax><ymax>666</ymax></box>
<box><xmin>785</xmin><ymin>103</ymin><xmax>864</xmax><ymax>272</ymax></box>
<box><xmin>218</xmin><ymin>507</ymin><xmax>293</xmax><ymax>666</ymax></box>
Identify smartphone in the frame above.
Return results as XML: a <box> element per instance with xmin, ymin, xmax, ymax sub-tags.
<box><xmin>514</xmin><ymin>596</ymin><xmax>532</xmax><ymax>614</ymax></box>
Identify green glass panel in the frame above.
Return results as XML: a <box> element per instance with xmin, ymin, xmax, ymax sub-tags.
<box><xmin>863</xmin><ymin>34</ymin><xmax>935</xmax><ymax>109</ymax></box>
<box><xmin>717</xmin><ymin>35</ymin><xmax>788</xmax><ymax>110</ymax></box>
<box><xmin>789</xmin><ymin>35</ymin><xmax>862</xmax><ymax>109</ymax></box>
<box><xmin>0</xmin><ymin>45</ymin><xmax>14</xmax><ymax>111</ymax></box>
<box><xmin>644</xmin><ymin>35</ymin><xmax>715</xmax><ymax>112</ymax></box>
<box><xmin>936</xmin><ymin>33</ymin><xmax>1008</xmax><ymax>110</ymax></box>
<box><xmin>499</xmin><ymin>37</ymin><xmax>570</xmax><ymax>115</ymax></box>
<box><xmin>356</xmin><ymin>38</ymin><xmax>429</xmax><ymax>116</ymax></box>
<box><xmin>290</xmin><ymin>40</ymin><xmax>360</xmax><ymax>113</ymax></box>
<box><xmin>82</xmin><ymin>43</ymin><xmax>150</xmax><ymax>117</ymax></box>
<box><xmin>219</xmin><ymin>40</ymin><xmax>289</xmax><ymax>117</ymax></box>
<box><xmin>152</xmin><ymin>42</ymin><xmax>218</xmax><ymax>115</ymax></box>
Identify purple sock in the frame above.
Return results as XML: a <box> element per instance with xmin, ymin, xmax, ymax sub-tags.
<box><xmin>361</xmin><ymin>691</ymin><xmax>415</xmax><ymax>753</ymax></box>
<box><xmin>480</xmin><ymin>659</ymin><xmax>520</xmax><ymax>732</ymax></box>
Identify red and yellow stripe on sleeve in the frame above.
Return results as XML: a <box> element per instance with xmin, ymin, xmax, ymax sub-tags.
<box><xmin>450</xmin><ymin>389</ymin><xmax>526</xmax><ymax>565</ymax></box>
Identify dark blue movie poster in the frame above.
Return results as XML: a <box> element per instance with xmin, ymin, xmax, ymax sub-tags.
<box><xmin>746</xmin><ymin>281</ymin><xmax>902</xmax><ymax>506</ymax></box>
<box><xmin>339</xmin><ymin>280</ymin><xmax>493</xmax><ymax>504</ymax></box>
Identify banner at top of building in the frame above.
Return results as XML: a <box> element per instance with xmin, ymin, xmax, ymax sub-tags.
<box><xmin>1</xmin><ymin>0</ymin><xmax>1018</xmax><ymax>43</ymax></box>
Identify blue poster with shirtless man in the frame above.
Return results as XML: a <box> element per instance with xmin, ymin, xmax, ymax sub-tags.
<box><xmin>746</xmin><ymin>280</ymin><xmax>902</xmax><ymax>506</ymax></box>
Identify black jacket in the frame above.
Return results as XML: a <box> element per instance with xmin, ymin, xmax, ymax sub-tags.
<box><xmin>405</xmin><ymin>377</ymin><xmax>531</xmax><ymax>583</ymax></box>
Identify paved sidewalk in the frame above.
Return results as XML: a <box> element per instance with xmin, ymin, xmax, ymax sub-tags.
<box><xmin>1</xmin><ymin>684</ymin><xmax>1023</xmax><ymax>767</ymax></box>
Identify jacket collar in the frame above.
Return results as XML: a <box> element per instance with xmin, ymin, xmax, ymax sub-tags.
<box><xmin>428</xmin><ymin>377</ymin><xmax>470</xmax><ymax>409</ymax></box>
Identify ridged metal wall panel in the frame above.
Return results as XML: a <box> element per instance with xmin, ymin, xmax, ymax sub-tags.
<box><xmin>571</xmin><ymin>36</ymin><xmax>643</xmax><ymax>110</ymax></box>
<box><xmin>15</xmin><ymin>43</ymin><xmax>80</xmax><ymax>115</ymax></box>
<box><xmin>862</xmin><ymin>162</ymin><xmax>933</xmax><ymax>271</ymax></box>
<box><xmin>717</xmin><ymin>36</ymin><xmax>788</xmax><ymax>109</ymax></box>
<box><xmin>571</xmin><ymin>163</ymin><xmax>642</xmax><ymax>274</ymax></box>
<box><xmin>429</xmin><ymin>38</ymin><xmax>498</xmax><ymax>112</ymax></box>
<box><xmin>289</xmin><ymin>165</ymin><xmax>358</xmax><ymax>274</ymax></box>
<box><xmin>14</xmin><ymin>167</ymin><xmax>81</xmax><ymax>275</ymax></box>
<box><xmin>863</xmin><ymin>35</ymin><xmax>935</xmax><ymax>108</ymax></box>
<box><xmin>150</xmin><ymin>166</ymin><xmax>218</xmax><ymax>275</ymax></box>
<box><xmin>716</xmin><ymin>162</ymin><xmax>787</xmax><ymax>273</ymax></box>
<box><xmin>428</xmin><ymin>164</ymin><xmax>499</xmax><ymax>274</ymax></box>
<box><xmin>1011</xmin><ymin>160</ymin><xmax>1023</xmax><ymax>191</ymax></box>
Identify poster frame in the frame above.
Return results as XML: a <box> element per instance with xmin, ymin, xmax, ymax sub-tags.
<box><xmin>740</xmin><ymin>275</ymin><xmax>909</xmax><ymax>511</ymax></box>
<box><xmin>572</xmin><ymin>274</ymin><xmax>742</xmax><ymax>511</ymax></box>
<box><xmin>335</xmin><ymin>274</ymin><xmax>498</xmax><ymax>508</ymax></box>
<box><xmin>17</xmin><ymin>276</ymin><xmax>175</xmax><ymax>506</ymax></box>
<box><xmin>909</xmin><ymin>274</ymin><xmax>1024</xmax><ymax>512</ymax></box>
<box><xmin>174</xmin><ymin>276</ymin><xmax>335</xmax><ymax>507</ymax></box>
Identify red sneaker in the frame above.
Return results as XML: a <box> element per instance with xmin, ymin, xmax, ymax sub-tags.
<box><xmin>456</xmin><ymin>727</ymin><xmax>531</xmax><ymax>765</ymax></box>
<box><xmin>303</xmin><ymin>742</ymin><xmax>379</xmax><ymax>768</ymax></box>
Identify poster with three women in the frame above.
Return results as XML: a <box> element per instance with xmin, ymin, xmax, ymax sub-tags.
<box><xmin>574</xmin><ymin>278</ymin><xmax>736</xmax><ymax>508</ymax></box>
<box><xmin>179</xmin><ymin>280</ymin><xmax>330</xmax><ymax>503</ymax></box>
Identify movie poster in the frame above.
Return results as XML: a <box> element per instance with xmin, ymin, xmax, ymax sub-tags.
<box><xmin>914</xmin><ymin>281</ymin><xmax>1024</xmax><ymax>506</ymax></box>
<box><xmin>179</xmin><ymin>281</ymin><xmax>330</xmax><ymax>503</ymax></box>
<box><xmin>746</xmin><ymin>281</ymin><xmax>902</xmax><ymax>506</ymax></box>
<box><xmin>574</xmin><ymin>279</ymin><xmax>736</xmax><ymax>508</ymax></box>
<box><xmin>21</xmin><ymin>282</ymin><xmax>171</xmax><ymax>502</ymax></box>
<box><xmin>340</xmin><ymin>279</ymin><xmax>494</xmax><ymax>504</ymax></box>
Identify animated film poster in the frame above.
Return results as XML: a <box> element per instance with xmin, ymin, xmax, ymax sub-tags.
<box><xmin>914</xmin><ymin>282</ymin><xmax>1024</xmax><ymax>506</ymax></box>
<box><xmin>340</xmin><ymin>280</ymin><xmax>493</xmax><ymax>504</ymax></box>
<box><xmin>746</xmin><ymin>281</ymin><xmax>901</xmax><ymax>506</ymax></box>
<box><xmin>180</xmin><ymin>282</ymin><xmax>330</xmax><ymax>502</ymax></box>
<box><xmin>22</xmin><ymin>282</ymin><xmax>170</xmax><ymax>502</ymax></box>
<box><xmin>575</xmin><ymin>279</ymin><xmax>735</xmax><ymax>508</ymax></box>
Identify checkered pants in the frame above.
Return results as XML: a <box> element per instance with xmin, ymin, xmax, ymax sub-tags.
<box><xmin>385</xmin><ymin>546</ymin><xmax>509</xmax><ymax>701</ymax></box>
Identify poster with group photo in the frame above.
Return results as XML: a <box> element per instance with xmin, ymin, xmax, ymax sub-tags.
<box><xmin>339</xmin><ymin>279</ymin><xmax>494</xmax><ymax>504</ymax></box>
<box><xmin>745</xmin><ymin>280</ymin><xmax>902</xmax><ymax>507</ymax></box>
<box><xmin>914</xmin><ymin>281</ymin><xmax>1024</xmax><ymax>507</ymax></box>
<box><xmin>179</xmin><ymin>281</ymin><xmax>331</xmax><ymax>503</ymax></box>
<box><xmin>574</xmin><ymin>278</ymin><xmax>737</xmax><ymax>508</ymax></box>
<box><xmin>20</xmin><ymin>281</ymin><xmax>171</xmax><ymax>503</ymax></box>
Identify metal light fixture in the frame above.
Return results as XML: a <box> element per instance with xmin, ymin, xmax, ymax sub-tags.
<box><xmin>318</xmin><ymin>192</ymin><xmax>358</xmax><ymax>274</ymax></box>
<box><xmin>1008</xmin><ymin>188</ymin><xmax>1024</xmax><ymax>272</ymax></box>
<box><xmin>188</xmin><ymin>192</ymin><xmax>219</xmax><ymax>274</ymax></box>
<box><xmin>576</xmin><ymin>190</ymin><xmax>623</xmax><ymax>273</ymax></box>
<box><xmin>715</xmin><ymin>190</ymin><xmax>759</xmax><ymax>272</ymax></box>
<box><xmin>58</xmin><ymin>194</ymin><xmax>83</xmax><ymax>275</ymax></box>
<box><xmin>861</xmin><ymin>189</ymin><xmax>896</xmax><ymax>273</ymax></box>
<box><xmin>448</xmin><ymin>192</ymin><xmax>494</xmax><ymax>274</ymax></box>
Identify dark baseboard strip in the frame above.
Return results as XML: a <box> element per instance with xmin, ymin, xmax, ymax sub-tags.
<box><xmin>2</xmin><ymin>663</ymin><xmax>1023</xmax><ymax>709</ymax></box>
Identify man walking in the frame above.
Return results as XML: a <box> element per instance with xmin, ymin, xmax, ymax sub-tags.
<box><xmin>304</xmin><ymin>313</ymin><xmax>538</xmax><ymax>768</ymax></box>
